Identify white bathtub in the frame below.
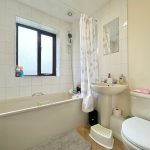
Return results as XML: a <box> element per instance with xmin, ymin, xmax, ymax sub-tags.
<box><xmin>0</xmin><ymin>93</ymin><xmax>87</xmax><ymax>150</ymax></box>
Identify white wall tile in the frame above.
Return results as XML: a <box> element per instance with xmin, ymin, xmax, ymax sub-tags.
<box><xmin>6</xmin><ymin>77</ymin><xmax>20</xmax><ymax>87</ymax></box>
<box><xmin>18</xmin><ymin>3</ymin><xmax>32</xmax><ymax>19</ymax></box>
<box><xmin>6</xmin><ymin>87</ymin><xmax>20</xmax><ymax>99</ymax></box>
<box><xmin>20</xmin><ymin>77</ymin><xmax>31</xmax><ymax>87</ymax></box>
<box><xmin>0</xmin><ymin>42</ymin><xmax>6</xmax><ymax>53</ymax></box>
<box><xmin>121</xmin><ymin>38</ymin><xmax>128</xmax><ymax>63</ymax></box>
<box><xmin>0</xmin><ymin>87</ymin><xmax>6</xmax><ymax>101</ymax></box>
<box><xmin>0</xmin><ymin>0</ymin><xmax>7</xmax><ymax>28</ymax></box>
<box><xmin>31</xmin><ymin>86</ymin><xmax>42</xmax><ymax>95</ymax></box>
<box><xmin>20</xmin><ymin>86</ymin><xmax>31</xmax><ymax>97</ymax></box>
<box><xmin>0</xmin><ymin>0</ymin><xmax>72</xmax><ymax>101</ymax></box>
<box><xmin>42</xmin><ymin>85</ymin><xmax>52</xmax><ymax>94</ymax></box>
<box><xmin>31</xmin><ymin>77</ymin><xmax>42</xmax><ymax>86</ymax></box>
<box><xmin>0</xmin><ymin>74</ymin><xmax>6</xmax><ymax>88</ymax></box>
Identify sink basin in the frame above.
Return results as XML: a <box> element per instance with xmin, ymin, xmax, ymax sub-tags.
<box><xmin>91</xmin><ymin>83</ymin><xmax>128</xmax><ymax>95</ymax></box>
<box><xmin>91</xmin><ymin>83</ymin><xmax>128</xmax><ymax>128</ymax></box>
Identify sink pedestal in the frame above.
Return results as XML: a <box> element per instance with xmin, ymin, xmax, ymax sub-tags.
<box><xmin>91</xmin><ymin>83</ymin><xmax>127</xmax><ymax>128</ymax></box>
<box><xmin>99</xmin><ymin>95</ymin><xmax>112</xmax><ymax>128</ymax></box>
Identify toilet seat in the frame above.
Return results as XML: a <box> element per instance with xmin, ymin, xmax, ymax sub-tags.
<box><xmin>122</xmin><ymin>117</ymin><xmax>150</xmax><ymax>150</ymax></box>
<box><xmin>121</xmin><ymin>131</ymin><xmax>141</xmax><ymax>150</ymax></box>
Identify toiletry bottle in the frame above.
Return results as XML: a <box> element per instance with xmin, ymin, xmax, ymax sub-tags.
<box><xmin>119</xmin><ymin>74</ymin><xmax>125</xmax><ymax>84</ymax></box>
<box><xmin>16</xmin><ymin>66</ymin><xmax>20</xmax><ymax>77</ymax></box>
<box><xmin>19</xmin><ymin>66</ymin><xmax>24</xmax><ymax>77</ymax></box>
<box><xmin>107</xmin><ymin>73</ymin><xmax>112</xmax><ymax>84</ymax></box>
<box><xmin>76</xmin><ymin>84</ymin><xmax>81</xmax><ymax>93</ymax></box>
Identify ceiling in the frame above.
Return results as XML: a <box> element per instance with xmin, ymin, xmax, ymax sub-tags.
<box><xmin>17</xmin><ymin>0</ymin><xmax>110</xmax><ymax>22</ymax></box>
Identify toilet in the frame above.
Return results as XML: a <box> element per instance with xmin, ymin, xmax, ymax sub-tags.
<box><xmin>121</xmin><ymin>91</ymin><xmax>150</xmax><ymax>150</ymax></box>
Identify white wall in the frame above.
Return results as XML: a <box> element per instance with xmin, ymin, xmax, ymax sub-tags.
<box><xmin>128</xmin><ymin>0</ymin><xmax>150</xmax><ymax>90</ymax></box>
<box><xmin>0</xmin><ymin>0</ymin><xmax>73</xmax><ymax>101</ymax></box>
<box><xmin>94</xmin><ymin>0</ymin><xmax>130</xmax><ymax>116</ymax></box>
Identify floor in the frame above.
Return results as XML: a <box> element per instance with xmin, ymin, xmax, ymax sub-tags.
<box><xmin>76</xmin><ymin>125</ymin><xmax>126</xmax><ymax>150</ymax></box>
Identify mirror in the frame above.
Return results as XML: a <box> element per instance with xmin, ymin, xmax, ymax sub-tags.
<box><xmin>103</xmin><ymin>17</ymin><xmax>119</xmax><ymax>55</ymax></box>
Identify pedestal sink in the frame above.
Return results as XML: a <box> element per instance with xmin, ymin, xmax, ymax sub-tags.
<box><xmin>91</xmin><ymin>83</ymin><xmax>128</xmax><ymax>128</ymax></box>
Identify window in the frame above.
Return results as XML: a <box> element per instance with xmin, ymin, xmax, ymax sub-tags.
<box><xmin>16</xmin><ymin>23</ymin><xmax>56</xmax><ymax>76</ymax></box>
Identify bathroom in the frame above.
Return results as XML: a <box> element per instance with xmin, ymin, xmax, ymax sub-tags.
<box><xmin>0</xmin><ymin>0</ymin><xmax>150</xmax><ymax>150</ymax></box>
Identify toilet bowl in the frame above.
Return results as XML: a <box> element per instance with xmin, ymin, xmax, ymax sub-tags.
<box><xmin>121</xmin><ymin>91</ymin><xmax>150</xmax><ymax>150</ymax></box>
<box><xmin>121</xmin><ymin>117</ymin><xmax>150</xmax><ymax>150</ymax></box>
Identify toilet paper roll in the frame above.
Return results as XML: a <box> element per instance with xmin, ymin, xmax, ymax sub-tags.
<box><xmin>113</xmin><ymin>108</ymin><xmax>122</xmax><ymax>117</ymax></box>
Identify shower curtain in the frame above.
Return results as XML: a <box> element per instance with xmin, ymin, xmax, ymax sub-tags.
<box><xmin>80</xmin><ymin>14</ymin><xmax>98</xmax><ymax>113</ymax></box>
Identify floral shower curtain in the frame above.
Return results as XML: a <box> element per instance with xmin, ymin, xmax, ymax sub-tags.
<box><xmin>80</xmin><ymin>14</ymin><xmax>98</xmax><ymax>112</ymax></box>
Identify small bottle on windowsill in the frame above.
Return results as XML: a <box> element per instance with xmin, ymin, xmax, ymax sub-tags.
<box><xmin>16</xmin><ymin>66</ymin><xmax>20</xmax><ymax>77</ymax></box>
<box><xmin>19</xmin><ymin>66</ymin><xmax>24</xmax><ymax>77</ymax></box>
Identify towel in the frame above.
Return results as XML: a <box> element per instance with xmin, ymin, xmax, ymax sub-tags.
<box><xmin>133</xmin><ymin>88</ymin><xmax>150</xmax><ymax>94</ymax></box>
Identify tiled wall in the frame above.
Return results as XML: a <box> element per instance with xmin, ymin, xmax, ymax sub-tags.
<box><xmin>94</xmin><ymin>0</ymin><xmax>130</xmax><ymax>116</ymax></box>
<box><xmin>95</xmin><ymin>0</ymin><xmax>128</xmax><ymax>81</ymax></box>
<box><xmin>0</xmin><ymin>0</ymin><xmax>73</xmax><ymax>101</ymax></box>
<box><xmin>72</xmin><ymin>20</ymin><xmax>81</xmax><ymax>87</ymax></box>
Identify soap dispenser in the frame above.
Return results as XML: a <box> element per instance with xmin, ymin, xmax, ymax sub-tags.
<box><xmin>119</xmin><ymin>74</ymin><xmax>126</xmax><ymax>84</ymax></box>
<box><xmin>107</xmin><ymin>73</ymin><xmax>113</xmax><ymax>84</ymax></box>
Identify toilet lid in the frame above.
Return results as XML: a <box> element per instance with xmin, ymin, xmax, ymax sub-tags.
<box><xmin>122</xmin><ymin>117</ymin><xmax>150</xmax><ymax>150</ymax></box>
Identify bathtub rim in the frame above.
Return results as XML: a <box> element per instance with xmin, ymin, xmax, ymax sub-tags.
<box><xmin>0</xmin><ymin>97</ymin><xmax>82</xmax><ymax>118</ymax></box>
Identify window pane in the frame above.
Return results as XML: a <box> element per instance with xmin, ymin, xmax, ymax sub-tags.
<box><xmin>41</xmin><ymin>34</ymin><xmax>53</xmax><ymax>74</ymax></box>
<box><xmin>18</xmin><ymin>26</ymin><xmax>38</xmax><ymax>75</ymax></box>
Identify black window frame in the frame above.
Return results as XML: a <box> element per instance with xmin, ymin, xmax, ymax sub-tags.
<box><xmin>16</xmin><ymin>23</ymin><xmax>56</xmax><ymax>76</ymax></box>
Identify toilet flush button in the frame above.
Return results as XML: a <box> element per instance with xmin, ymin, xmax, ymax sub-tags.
<box><xmin>122</xmin><ymin>117</ymin><xmax>150</xmax><ymax>150</ymax></box>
